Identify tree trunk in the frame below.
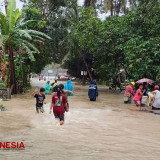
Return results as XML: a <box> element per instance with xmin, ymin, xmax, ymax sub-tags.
<box><xmin>83</xmin><ymin>0</ymin><xmax>95</xmax><ymax>81</ymax></box>
<box><xmin>82</xmin><ymin>51</ymin><xmax>92</xmax><ymax>81</ymax></box>
<box><xmin>9</xmin><ymin>46</ymin><xmax>17</xmax><ymax>94</ymax></box>
<box><xmin>4</xmin><ymin>0</ymin><xmax>8</xmax><ymax>14</ymax></box>
<box><xmin>84</xmin><ymin>0</ymin><xmax>96</xmax><ymax>7</ymax></box>
<box><xmin>111</xmin><ymin>0</ymin><xmax>114</xmax><ymax>16</ymax></box>
<box><xmin>84</xmin><ymin>0</ymin><xmax>90</xmax><ymax>7</ymax></box>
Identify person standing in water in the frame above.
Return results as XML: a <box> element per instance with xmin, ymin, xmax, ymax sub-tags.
<box><xmin>32</xmin><ymin>88</ymin><xmax>46</xmax><ymax>113</ymax></box>
<box><xmin>59</xmin><ymin>84</ymin><xmax>72</xmax><ymax>112</ymax></box>
<box><xmin>51</xmin><ymin>80</ymin><xmax>58</xmax><ymax>93</ymax></box>
<box><xmin>143</xmin><ymin>82</ymin><xmax>149</xmax><ymax>96</ymax></box>
<box><xmin>133</xmin><ymin>84</ymin><xmax>145</xmax><ymax>106</ymax></box>
<box><xmin>50</xmin><ymin>86</ymin><xmax>68</xmax><ymax>125</ymax></box>
<box><xmin>124</xmin><ymin>82</ymin><xmax>135</xmax><ymax>103</ymax></box>
<box><xmin>88</xmin><ymin>80</ymin><xmax>98</xmax><ymax>101</ymax></box>
<box><xmin>151</xmin><ymin>85</ymin><xmax>160</xmax><ymax>110</ymax></box>
<box><xmin>45</xmin><ymin>81</ymin><xmax>51</xmax><ymax>94</ymax></box>
<box><xmin>64</xmin><ymin>79</ymin><xmax>73</xmax><ymax>91</ymax></box>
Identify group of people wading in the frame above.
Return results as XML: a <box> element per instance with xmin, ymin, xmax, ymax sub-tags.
<box><xmin>124</xmin><ymin>82</ymin><xmax>160</xmax><ymax>110</ymax></box>
<box><xmin>32</xmin><ymin>79</ymin><xmax>99</xmax><ymax>125</ymax></box>
<box><xmin>32</xmin><ymin>79</ymin><xmax>73</xmax><ymax>125</ymax></box>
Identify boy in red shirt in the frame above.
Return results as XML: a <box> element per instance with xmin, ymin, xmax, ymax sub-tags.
<box><xmin>49</xmin><ymin>86</ymin><xmax>68</xmax><ymax>125</ymax></box>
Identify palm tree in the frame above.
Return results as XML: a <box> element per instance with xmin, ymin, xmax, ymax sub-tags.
<box><xmin>0</xmin><ymin>0</ymin><xmax>51</xmax><ymax>94</ymax></box>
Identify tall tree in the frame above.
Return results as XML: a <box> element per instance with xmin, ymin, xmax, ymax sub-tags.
<box><xmin>82</xmin><ymin>0</ymin><xmax>98</xmax><ymax>81</ymax></box>
<box><xmin>0</xmin><ymin>0</ymin><xmax>51</xmax><ymax>93</ymax></box>
<box><xmin>84</xmin><ymin>0</ymin><xmax>96</xmax><ymax>7</ymax></box>
<box><xmin>103</xmin><ymin>0</ymin><xmax>127</xmax><ymax>15</ymax></box>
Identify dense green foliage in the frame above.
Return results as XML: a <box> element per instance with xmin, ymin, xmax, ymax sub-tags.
<box><xmin>1</xmin><ymin>0</ymin><xmax>160</xmax><ymax>93</ymax></box>
<box><xmin>65</xmin><ymin>0</ymin><xmax>160</xmax><ymax>82</ymax></box>
<box><xmin>0</xmin><ymin>0</ymin><xmax>51</xmax><ymax>93</ymax></box>
<box><xmin>21</xmin><ymin>0</ymin><xmax>79</xmax><ymax>72</ymax></box>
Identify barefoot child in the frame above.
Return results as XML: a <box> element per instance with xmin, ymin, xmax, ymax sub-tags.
<box><xmin>32</xmin><ymin>88</ymin><xmax>46</xmax><ymax>113</ymax></box>
<box><xmin>49</xmin><ymin>86</ymin><xmax>68</xmax><ymax>125</ymax></box>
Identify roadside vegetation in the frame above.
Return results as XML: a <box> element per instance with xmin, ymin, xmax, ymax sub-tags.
<box><xmin>0</xmin><ymin>0</ymin><xmax>160</xmax><ymax>93</ymax></box>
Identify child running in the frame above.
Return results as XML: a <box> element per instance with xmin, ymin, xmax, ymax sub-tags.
<box><xmin>49</xmin><ymin>86</ymin><xmax>68</xmax><ymax>125</ymax></box>
<box><xmin>32</xmin><ymin>88</ymin><xmax>46</xmax><ymax>113</ymax></box>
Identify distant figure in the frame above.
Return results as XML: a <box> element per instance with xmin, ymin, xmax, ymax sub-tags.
<box><xmin>32</xmin><ymin>88</ymin><xmax>46</xmax><ymax>113</ymax></box>
<box><xmin>124</xmin><ymin>82</ymin><xmax>135</xmax><ymax>104</ymax></box>
<box><xmin>152</xmin><ymin>85</ymin><xmax>160</xmax><ymax>110</ymax></box>
<box><xmin>51</xmin><ymin>80</ymin><xmax>58</xmax><ymax>93</ymax></box>
<box><xmin>88</xmin><ymin>80</ymin><xmax>98</xmax><ymax>101</ymax></box>
<box><xmin>143</xmin><ymin>82</ymin><xmax>149</xmax><ymax>96</ymax></box>
<box><xmin>64</xmin><ymin>79</ymin><xmax>73</xmax><ymax>91</ymax></box>
<box><xmin>45</xmin><ymin>81</ymin><xmax>50</xmax><ymax>94</ymax></box>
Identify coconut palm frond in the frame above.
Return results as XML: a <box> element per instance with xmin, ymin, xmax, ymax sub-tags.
<box><xmin>7</xmin><ymin>0</ymin><xmax>16</xmax><ymax>31</ymax></box>
<box><xmin>15</xmin><ymin>29</ymin><xmax>33</xmax><ymax>41</ymax></box>
<box><xmin>20</xmin><ymin>43</ymin><xmax>36</xmax><ymax>61</ymax></box>
<box><xmin>0</xmin><ymin>35</ymin><xmax>9</xmax><ymax>55</ymax></box>
<box><xmin>26</xmin><ymin>30</ymin><xmax>52</xmax><ymax>40</ymax></box>
<box><xmin>22</xmin><ymin>40</ymin><xmax>40</xmax><ymax>54</ymax></box>
<box><xmin>0</xmin><ymin>13</ymin><xmax>9</xmax><ymax>34</ymax></box>
<box><xmin>14</xmin><ymin>9</ymin><xmax>21</xmax><ymax>26</ymax></box>
<box><xmin>17</xmin><ymin>20</ymin><xmax>39</xmax><ymax>29</ymax></box>
<box><xmin>0</xmin><ymin>35</ymin><xmax>9</xmax><ymax>46</ymax></box>
<box><xmin>31</xmin><ymin>35</ymin><xmax>45</xmax><ymax>41</ymax></box>
<box><xmin>32</xmin><ymin>39</ymin><xmax>44</xmax><ymax>43</ymax></box>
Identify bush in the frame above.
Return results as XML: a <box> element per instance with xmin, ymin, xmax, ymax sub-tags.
<box><xmin>0</xmin><ymin>83</ymin><xmax>7</xmax><ymax>88</ymax></box>
<box><xmin>0</xmin><ymin>104</ymin><xmax>6</xmax><ymax>111</ymax></box>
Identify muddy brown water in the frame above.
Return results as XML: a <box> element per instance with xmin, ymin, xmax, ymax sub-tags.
<box><xmin>0</xmin><ymin>85</ymin><xmax>160</xmax><ymax>160</ymax></box>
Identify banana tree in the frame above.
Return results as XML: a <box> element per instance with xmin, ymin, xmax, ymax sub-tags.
<box><xmin>0</xmin><ymin>0</ymin><xmax>51</xmax><ymax>94</ymax></box>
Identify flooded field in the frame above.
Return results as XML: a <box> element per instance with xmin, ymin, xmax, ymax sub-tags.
<box><xmin>0</xmin><ymin>84</ymin><xmax>160</xmax><ymax>160</ymax></box>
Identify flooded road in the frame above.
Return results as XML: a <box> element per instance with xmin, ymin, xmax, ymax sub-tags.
<box><xmin>0</xmin><ymin>82</ymin><xmax>160</xmax><ymax>160</ymax></box>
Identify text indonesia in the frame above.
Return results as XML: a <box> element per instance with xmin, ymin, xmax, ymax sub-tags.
<box><xmin>0</xmin><ymin>142</ymin><xmax>25</xmax><ymax>149</ymax></box>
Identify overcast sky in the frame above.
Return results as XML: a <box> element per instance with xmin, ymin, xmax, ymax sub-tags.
<box><xmin>16</xmin><ymin>0</ymin><xmax>85</xmax><ymax>8</ymax></box>
<box><xmin>0</xmin><ymin>0</ymin><xmax>23</xmax><ymax>13</ymax></box>
<box><xmin>0</xmin><ymin>0</ymin><xmax>106</xmax><ymax>20</ymax></box>
<box><xmin>0</xmin><ymin>0</ymin><xmax>84</xmax><ymax>11</ymax></box>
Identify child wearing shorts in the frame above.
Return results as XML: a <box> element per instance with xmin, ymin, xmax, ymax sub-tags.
<box><xmin>33</xmin><ymin>88</ymin><xmax>46</xmax><ymax>113</ymax></box>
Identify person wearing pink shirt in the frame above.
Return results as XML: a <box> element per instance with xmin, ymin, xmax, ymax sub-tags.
<box><xmin>133</xmin><ymin>85</ymin><xmax>145</xmax><ymax>106</ymax></box>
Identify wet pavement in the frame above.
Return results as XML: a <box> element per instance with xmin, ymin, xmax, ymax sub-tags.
<box><xmin>0</xmin><ymin>80</ymin><xmax>160</xmax><ymax>160</ymax></box>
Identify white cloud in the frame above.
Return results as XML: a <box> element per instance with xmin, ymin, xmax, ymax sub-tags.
<box><xmin>16</xmin><ymin>0</ymin><xmax>24</xmax><ymax>10</ymax></box>
<box><xmin>1</xmin><ymin>0</ymin><xmax>107</xmax><ymax>20</ymax></box>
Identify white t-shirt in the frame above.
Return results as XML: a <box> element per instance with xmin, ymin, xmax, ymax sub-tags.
<box><xmin>153</xmin><ymin>90</ymin><xmax>160</xmax><ymax>108</ymax></box>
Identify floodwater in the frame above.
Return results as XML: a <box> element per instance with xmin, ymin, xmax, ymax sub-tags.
<box><xmin>0</xmin><ymin>83</ymin><xmax>160</xmax><ymax>160</ymax></box>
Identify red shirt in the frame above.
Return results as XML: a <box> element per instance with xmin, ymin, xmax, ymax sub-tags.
<box><xmin>133</xmin><ymin>89</ymin><xmax>142</xmax><ymax>101</ymax></box>
<box><xmin>124</xmin><ymin>85</ymin><xmax>133</xmax><ymax>97</ymax></box>
<box><xmin>52</xmin><ymin>94</ymin><xmax>66</xmax><ymax>114</ymax></box>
